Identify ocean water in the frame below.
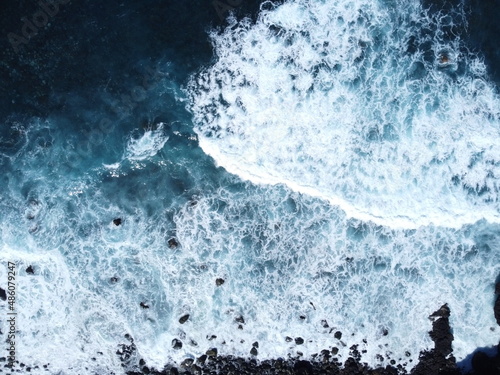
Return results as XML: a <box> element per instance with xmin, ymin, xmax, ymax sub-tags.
<box><xmin>1</xmin><ymin>0</ymin><xmax>500</xmax><ymax>373</ymax></box>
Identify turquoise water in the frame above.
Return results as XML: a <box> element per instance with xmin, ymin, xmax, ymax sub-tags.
<box><xmin>1</xmin><ymin>0</ymin><xmax>500</xmax><ymax>373</ymax></box>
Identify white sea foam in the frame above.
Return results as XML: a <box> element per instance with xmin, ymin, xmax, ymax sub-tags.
<box><xmin>125</xmin><ymin>123</ymin><xmax>169</xmax><ymax>162</ymax></box>
<box><xmin>188</xmin><ymin>0</ymin><xmax>500</xmax><ymax>229</ymax></box>
<box><xmin>171</xmin><ymin>189</ymin><xmax>500</xmax><ymax>367</ymax></box>
<box><xmin>3</xmin><ymin>1</ymin><xmax>500</xmax><ymax>373</ymax></box>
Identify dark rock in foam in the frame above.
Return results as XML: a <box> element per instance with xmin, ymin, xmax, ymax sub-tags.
<box><xmin>168</xmin><ymin>238</ymin><xmax>179</xmax><ymax>248</ymax></box>
<box><xmin>171</xmin><ymin>339</ymin><xmax>182</xmax><ymax>350</ymax></box>
<box><xmin>295</xmin><ymin>337</ymin><xmax>304</xmax><ymax>345</ymax></box>
<box><xmin>411</xmin><ymin>304</ymin><xmax>459</xmax><ymax>375</ymax></box>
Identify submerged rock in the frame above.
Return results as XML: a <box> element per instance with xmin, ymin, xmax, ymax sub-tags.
<box><xmin>206</xmin><ymin>348</ymin><xmax>217</xmax><ymax>357</ymax></box>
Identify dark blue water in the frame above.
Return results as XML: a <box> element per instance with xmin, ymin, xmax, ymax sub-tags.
<box><xmin>1</xmin><ymin>1</ymin><xmax>500</xmax><ymax>373</ymax></box>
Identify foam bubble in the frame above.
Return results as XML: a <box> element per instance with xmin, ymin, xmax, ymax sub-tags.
<box><xmin>187</xmin><ymin>0</ymin><xmax>500</xmax><ymax>228</ymax></box>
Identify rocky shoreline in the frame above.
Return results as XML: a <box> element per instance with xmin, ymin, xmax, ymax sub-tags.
<box><xmin>1</xmin><ymin>270</ymin><xmax>500</xmax><ymax>375</ymax></box>
<box><xmin>2</xmin><ymin>286</ymin><xmax>484</xmax><ymax>374</ymax></box>
<box><xmin>119</xmin><ymin>289</ymin><xmax>500</xmax><ymax>375</ymax></box>
<box><xmin>2</xmin><ymin>286</ymin><xmax>500</xmax><ymax>374</ymax></box>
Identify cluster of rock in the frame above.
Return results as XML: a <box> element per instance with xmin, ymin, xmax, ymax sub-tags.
<box><xmin>119</xmin><ymin>280</ymin><xmax>500</xmax><ymax>375</ymax></box>
<box><xmin>3</xmin><ymin>277</ymin><xmax>500</xmax><ymax>374</ymax></box>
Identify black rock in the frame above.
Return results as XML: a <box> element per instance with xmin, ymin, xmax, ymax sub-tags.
<box><xmin>179</xmin><ymin>314</ymin><xmax>190</xmax><ymax>324</ymax></box>
<box><xmin>113</xmin><ymin>218</ymin><xmax>122</xmax><ymax>226</ymax></box>
<box><xmin>411</xmin><ymin>304</ymin><xmax>459</xmax><ymax>375</ymax></box>
<box><xmin>294</xmin><ymin>360</ymin><xmax>314</xmax><ymax>375</ymax></box>
<box><xmin>0</xmin><ymin>287</ymin><xmax>6</xmax><ymax>301</ymax></box>
<box><xmin>140</xmin><ymin>302</ymin><xmax>149</xmax><ymax>309</ymax></box>
<box><xmin>321</xmin><ymin>319</ymin><xmax>329</xmax><ymax>328</ymax></box>
<box><xmin>172</xmin><ymin>339</ymin><xmax>182</xmax><ymax>350</ymax></box>
<box><xmin>250</xmin><ymin>347</ymin><xmax>258</xmax><ymax>356</ymax></box>
<box><xmin>495</xmin><ymin>295</ymin><xmax>500</xmax><ymax>326</ymax></box>
<box><xmin>285</xmin><ymin>336</ymin><xmax>293</xmax><ymax>342</ymax></box>
<box><xmin>235</xmin><ymin>315</ymin><xmax>245</xmax><ymax>324</ymax></box>
<box><xmin>429</xmin><ymin>304</ymin><xmax>453</xmax><ymax>357</ymax></box>
<box><xmin>295</xmin><ymin>337</ymin><xmax>304</xmax><ymax>345</ymax></box>
<box><xmin>334</xmin><ymin>331</ymin><xmax>342</xmax><ymax>340</ymax></box>
<box><xmin>117</xmin><ymin>338</ymin><xmax>136</xmax><ymax>365</ymax></box>
<box><xmin>26</xmin><ymin>265</ymin><xmax>34</xmax><ymax>274</ymax></box>
<box><xmin>252</xmin><ymin>341</ymin><xmax>259</xmax><ymax>348</ymax></box>
<box><xmin>110</xmin><ymin>276</ymin><xmax>119</xmax><ymax>283</ymax></box>
<box><xmin>168</xmin><ymin>238</ymin><xmax>179</xmax><ymax>248</ymax></box>
<box><xmin>216</xmin><ymin>278</ymin><xmax>225</xmax><ymax>286</ymax></box>
<box><xmin>180</xmin><ymin>358</ymin><xmax>193</xmax><ymax>368</ymax></box>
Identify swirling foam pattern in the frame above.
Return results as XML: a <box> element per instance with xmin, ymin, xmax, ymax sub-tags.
<box><xmin>188</xmin><ymin>0</ymin><xmax>500</xmax><ymax>228</ymax></box>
